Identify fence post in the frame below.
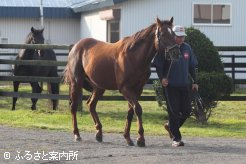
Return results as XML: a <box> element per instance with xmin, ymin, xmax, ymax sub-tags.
<box><xmin>231</xmin><ymin>55</ymin><xmax>235</xmax><ymax>90</ymax></box>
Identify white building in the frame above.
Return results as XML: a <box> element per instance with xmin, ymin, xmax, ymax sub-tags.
<box><xmin>0</xmin><ymin>0</ymin><xmax>80</xmax><ymax>72</ymax></box>
<box><xmin>1</xmin><ymin>0</ymin><xmax>244</xmax><ymax>48</ymax></box>
<box><xmin>0</xmin><ymin>0</ymin><xmax>245</xmax><ymax>77</ymax></box>
<box><xmin>0</xmin><ymin>0</ymin><xmax>80</xmax><ymax>51</ymax></box>
<box><xmin>73</xmin><ymin>0</ymin><xmax>245</xmax><ymax>47</ymax></box>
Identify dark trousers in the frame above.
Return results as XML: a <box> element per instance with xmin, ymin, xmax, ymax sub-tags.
<box><xmin>164</xmin><ymin>86</ymin><xmax>191</xmax><ymax>141</ymax></box>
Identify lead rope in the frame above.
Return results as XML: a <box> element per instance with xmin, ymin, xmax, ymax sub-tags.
<box><xmin>155</xmin><ymin>27</ymin><xmax>183</xmax><ymax>119</ymax></box>
<box><xmin>163</xmin><ymin>50</ymin><xmax>186</xmax><ymax>119</ymax></box>
<box><xmin>163</xmin><ymin>60</ymin><xmax>182</xmax><ymax>119</ymax></box>
<box><xmin>155</xmin><ymin>27</ymin><xmax>179</xmax><ymax>119</ymax></box>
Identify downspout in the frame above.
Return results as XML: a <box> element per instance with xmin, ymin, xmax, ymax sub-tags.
<box><xmin>40</xmin><ymin>0</ymin><xmax>44</xmax><ymax>28</ymax></box>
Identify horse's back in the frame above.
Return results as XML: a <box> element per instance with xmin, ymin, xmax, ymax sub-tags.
<box><xmin>69</xmin><ymin>38</ymin><xmax>119</xmax><ymax>90</ymax></box>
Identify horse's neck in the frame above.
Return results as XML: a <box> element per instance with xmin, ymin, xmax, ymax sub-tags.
<box><xmin>135</xmin><ymin>36</ymin><xmax>156</xmax><ymax>67</ymax></box>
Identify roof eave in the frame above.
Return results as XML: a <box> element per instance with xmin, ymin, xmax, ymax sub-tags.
<box><xmin>72</xmin><ymin>0</ymin><xmax>128</xmax><ymax>13</ymax></box>
<box><xmin>0</xmin><ymin>6</ymin><xmax>80</xmax><ymax>19</ymax></box>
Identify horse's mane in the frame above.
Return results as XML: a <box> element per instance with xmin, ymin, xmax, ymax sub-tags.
<box><xmin>122</xmin><ymin>20</ymin><xmax>172</xmax><ymax>53</ymax></box>
<box><xmin>123</xmin><ymin>23</ymin><xmax>155</xmax><ymax>53</ymax></box>
<box><xmin>25</xmin><ymin>32</ymin><xmax>34</xmax><ymax>44</ymax></box>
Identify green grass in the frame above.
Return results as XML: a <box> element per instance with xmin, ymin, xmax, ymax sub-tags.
<box><xmin>0</xmin><ymin>84</ymin><xmax>245</xmax><ymax>138</ymax></box>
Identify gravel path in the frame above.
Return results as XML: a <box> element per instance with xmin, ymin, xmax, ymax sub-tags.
<box><xmin>0</xmin><ymin>125</ymin><xmax>245</xmax><ymax>164</ymax></box>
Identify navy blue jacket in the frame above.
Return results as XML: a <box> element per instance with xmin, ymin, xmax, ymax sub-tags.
<box><xmin>153</xmin><ymin>42</ymin><xmax>198</xmax><ymax>87</ymax></box>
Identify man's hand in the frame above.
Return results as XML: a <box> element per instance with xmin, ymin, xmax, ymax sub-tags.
<box><xmin>161</xmin><ymin>78</ymin><xmax>169</xmax><ymax>87</ymax></box>
<box><xmin>192</xmin><ymin>84</ymin><xmax>199</xmax><ymax>91</ymax></box>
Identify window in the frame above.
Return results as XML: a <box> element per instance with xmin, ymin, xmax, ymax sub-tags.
<box><xmin>107</xmin><ymin>20</ymin><xmax>120</xmax><ymax>43</ymax></box>
<box><xmin>100</xmin><ymin>9</ymin><xmax>121</xmax><ymax>43</ymax></box>
<box><xmin>193</xmin><ymin>3</ymin><xmax>231</xmax><ymax>25</ymax></box>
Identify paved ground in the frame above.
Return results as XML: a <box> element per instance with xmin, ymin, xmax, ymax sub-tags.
<box><xmin>0</xmin><ymin>125</ymin><xmax>245</xmax><ymax>164</ymax></box>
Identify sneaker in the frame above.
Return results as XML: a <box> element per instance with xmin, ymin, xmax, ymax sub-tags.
<box><xmin>164</xmin><ymin>123</ymin><xmax>173</xmax><ymax>139</ymax></box>
<box><xmin>172</xmin><ymin>141</ymin><xmax>184</xmax><ymax>147</ymax></box>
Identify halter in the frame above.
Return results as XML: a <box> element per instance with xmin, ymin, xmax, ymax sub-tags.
<box><xmin>34</xmin><ymin>49</ymin><xmax>43</xmax><ymax>57</ymax></box>
<box><xmin>155</xmin><ymin>27</ymin><xmax>180</xmax><ymax>62</ymax></box>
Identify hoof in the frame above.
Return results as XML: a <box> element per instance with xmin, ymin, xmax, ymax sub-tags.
<box><xmin>123</xmin><ymin>134</ymin><xmax>134</xmax><ymax>146</ymax></box>
<box><xmin>31</xmin><ymin>106</ymin><xmax>36</xmax><ymax>110</ymax></box>
<box><xmin>96</xmin><ymin>134</ymin><xmax>103</xmax><ymax>142</ymax></box>
<box><xmin>137</xmin><ymin>139</ymin><xmax>145</xmax><ymax>147</ymax></box>
<box><xmin>126</xmin><ymin>139</ymin><xmax>134</xmax><ymax>146</ymax></box>
<box><xmin>74</xmin><ymin>135</ymin><xmax>81</xmax><ymax>141</ymax></box>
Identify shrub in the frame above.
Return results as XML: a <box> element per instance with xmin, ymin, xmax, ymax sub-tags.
<box><xmin>191</xmin><ymin>72</ymin><xmax>233</xmax><ymax>123</ymax></box>
<box><xmin>185</xmin><ymin>27</ymin><xmax>224</xmax><ymax>73</ymax></box>
<box><xmin>185</xmin><ymin>27</ymin><xmax>233</xmax><ymax>123</ymax></box>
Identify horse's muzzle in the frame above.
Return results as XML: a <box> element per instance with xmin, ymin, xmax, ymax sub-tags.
<box><xmin>165</xmin><ymin>44</ymin><xmax>181</xmax><ymax>61</ymax></box>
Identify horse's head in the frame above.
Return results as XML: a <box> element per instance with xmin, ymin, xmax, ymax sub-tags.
<box><xmin>25</xmin><ymin>27</ymin><xmax>45</xmax><ymax>44</ymax></box>
<box><xmin>155</xmin><ymin>17</ymin><xmax>180</xmax><ymax>61</ymax></box>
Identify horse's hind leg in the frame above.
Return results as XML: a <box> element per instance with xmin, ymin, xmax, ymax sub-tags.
<box><xmin>30</xmin><ymin>82</ymin><xmax>42</xmax><ymax>110</ymax></box>
<box><xmin>87</xmin><ymin>88</ymin><xmax>105</xmax><ymax>142</ymax></box>
<box><xmin>69</xmin><ymin>81</ymin><xmax>82</xmax><ymax>141</ymax></box>
<box><xmin>12</xmin><ymin>81</ymin><xmax>20</xmax><ymax>110</ymax></box>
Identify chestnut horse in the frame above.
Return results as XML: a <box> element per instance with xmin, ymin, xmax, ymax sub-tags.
<box><xmin>64</xmin><ymin>17</ymin><xmax>176</xmax><ymax>147</ymax></box>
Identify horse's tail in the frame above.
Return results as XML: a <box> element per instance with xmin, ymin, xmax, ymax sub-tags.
<box><xmin>63</xmin><ymin>46</ymin><xmax>93</xmax><ymax>92</ymax></box>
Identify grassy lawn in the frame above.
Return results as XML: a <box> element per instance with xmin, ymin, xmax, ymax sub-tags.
<box><xmin>0</xmin><ymin>83</ymin><xmax>245</xmax><ymax>138</ymax></box>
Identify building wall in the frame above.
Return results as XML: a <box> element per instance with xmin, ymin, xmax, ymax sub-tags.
<box><xmin>0</xmin><ymin>18</ymin><xmax>80</xmax><ymax>73</ymax></box>
<box><xmin>80</xmin><ymin>12</ymin><xmax>107</xmax><ymax>42</ymax></box>
<box><xmin>0</xmin><ymin>18</ymin><xmax>80</xmax><ymax>46</ymax></box>
<box><xmin>120</xmin><ymin>0</ymin><xmax>246</xmax><ymax>47</ymax></box>
<box><xmin>77</xmin><ymin>0</ymin><xmax>246</xmax><ymax>47</ymax></box>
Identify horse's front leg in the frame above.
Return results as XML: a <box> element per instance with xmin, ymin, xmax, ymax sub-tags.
<box><xmin>123</xmin><ymin>104</ymin><xmax>134</xmax><ymax>146</ymax></box>
<box><xmin>12</xmin><ymin>81</ymin><xmax>20</xmax><ymax>110</ymax></box>
<box><xmin>30</xmin><ymin>82</ymin><xmax>42</xmax><ymax>110</ymax></box>
<box><xmin>50</xmin><ymin>82</ymin><xmax>59</xmax><ymax>110</ymax></box>
<box><xmin>121</xmin><ymin>88</ymin><xmax>145</xmax><ymax>147</ymax></box>
<box><xmin>133</xmin><ymin>102</ymin><xmax>145</xmax><ymax>147</ymax></box>
<box><xmin>69</xmin><ymin>83</ymin><xmax>81</xmax><ymax>141</ymax></box>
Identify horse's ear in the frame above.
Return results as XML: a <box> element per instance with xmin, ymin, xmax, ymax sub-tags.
<box><xmin>156</xmin><ymin>17</ymin><xmax>161</xmax><ymax>27</ymax></box>
<box><xmin>169</xmin><ymin>17</ymin><xmax>174</xmax><ymax>26</ymax></box>
<box><xmin>31</xmin><ymin>27</ymin><xmax>35</xmax><ymax>33</ymax></box>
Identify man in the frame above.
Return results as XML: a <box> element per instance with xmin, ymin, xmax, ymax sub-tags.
<box><xmin>153</xmin><ymin>25</ymin><xmax>198</xmax><ymax>147</ymax></box>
